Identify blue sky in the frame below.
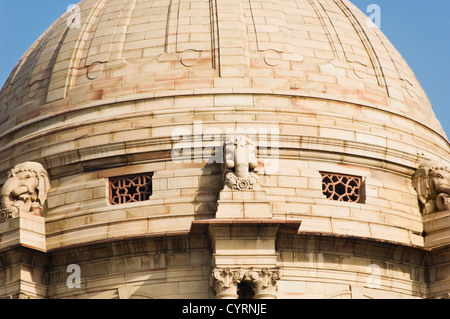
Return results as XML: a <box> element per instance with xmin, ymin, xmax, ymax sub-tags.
<box><xmin>0</xmin><ymin>0</ymin><xmax>449</xmax><ymax>136</ymax></box>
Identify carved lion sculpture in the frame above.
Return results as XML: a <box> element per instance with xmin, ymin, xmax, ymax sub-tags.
<box><xmin>412</xmin><ymin>161</ymin><xmax>450</xmax><ymax>215</ymax></box>
<box><xmin>0</xmin><ymin>162</ymin><xmax>50</xmax><ymax>220</ymax></box>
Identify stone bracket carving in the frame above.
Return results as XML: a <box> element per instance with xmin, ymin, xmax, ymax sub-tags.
<box><xmin>223</xmin><ymin>135</ymin><xmax>260</xmax><ymax>191</ymax></box>
<box><xmin>0</xmin><ymin>162</ymin><xmax>50</xmax><ymax>222</ymax></box>
<box><xmin>210</xmin><ymin>268</ymin><xmax>280</xmax><ymax>299</ymax></box>
<box><xmin>413</xmin><ymin>161</ymin><xmax>450</xmax><ymax>215</ymax></box>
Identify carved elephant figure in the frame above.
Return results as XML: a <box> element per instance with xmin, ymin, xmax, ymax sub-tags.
<box><xmin>0</xmin><ymin>162</ymin><xmax>50</xmax><ymax>219</ymax></box>
<box><xmin>224</xmin><ymin>135</ymin><xmax>259</xmax><ymax>179</ymax></box>
<box><xmin>412</xmin><ymin>161</ymin><xmax>450</xmax><ymax>215</ymax></box>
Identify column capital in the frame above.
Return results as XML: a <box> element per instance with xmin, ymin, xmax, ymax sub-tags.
<box><xmin>246</xmin><ymin>268</ymin><xmax>280</xmax><ymax>299</ymax></box>
<box><xmin>210</xmin><ymin>267</ymin><xmax>281</xmax><ymax>299</ymax></box>
<box><xmin>210</xmin><ymin>268</ymin><xmax>244</xmax><ymax>299</ymax></box>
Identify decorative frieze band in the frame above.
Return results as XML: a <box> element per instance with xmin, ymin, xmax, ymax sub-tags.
<box><xmin>246</xmin><ymin>268</ymin><xmax>281</xmax><ymax>299</ymax></box>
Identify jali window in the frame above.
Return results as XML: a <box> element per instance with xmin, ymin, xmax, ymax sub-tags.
<box><xmin>321</xmin><ymin>172</ymin><xmax>363</xmax><ymax>203</ymax></box>
<box><xmin>109</xmin><ymin>173</ymin><xmax>154</xmax><ymax>205</ymax></box>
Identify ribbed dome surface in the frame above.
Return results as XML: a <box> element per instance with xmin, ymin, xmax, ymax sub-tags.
<box><xmin>0</xmin><ymin>0</ymin><xmax>446</xmax><ymax>137</ymax></box>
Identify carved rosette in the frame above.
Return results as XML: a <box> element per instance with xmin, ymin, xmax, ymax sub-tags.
<box><xmin>225</xmin><ymin>172</ymin><xmax>259</xmax><ymax>191</ymax></box>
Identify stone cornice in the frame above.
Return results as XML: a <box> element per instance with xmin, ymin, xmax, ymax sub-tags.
<box><xmin>1</xmin><ymin>91</ymin><xmax>448</xmax><ymax>148</ymax></box>
<box><xmin>0</xmin><ymin>133</ymin><xmax>424</xmax><ymax>182</ymax></box>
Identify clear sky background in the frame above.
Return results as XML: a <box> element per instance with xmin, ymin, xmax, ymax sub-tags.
<box><xmin>0</xmin><ymin>0</ymin><xmax>448</xmax><ymax>136</ymax></box>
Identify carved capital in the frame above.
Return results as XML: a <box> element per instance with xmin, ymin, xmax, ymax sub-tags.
<box><xmin>246</xmin><ymin>268</ymin><xmax>280</xmax><ymax>299</ymax></box>
<box><xmin>210</xmin><ymin>268</ymin><xmax>244</xmax><ymax>299</ymax></box>
<box><xmin>210</xmin><ymin>268</ymin><xmax>280</xmax><ymax>299</ymax></box>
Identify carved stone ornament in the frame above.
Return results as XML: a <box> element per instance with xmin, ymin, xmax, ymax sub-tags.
<box><xmin>0</xmin><ymin>162</ymin><xmax>50</xmax><ymax>221</ymax></box>
<box><xmin>224</xmin><ymin>135</ymin><xmax>259</xmax><ymax>191</ymax></box>
<box><xmin>210</xmin><ymin>268</ymin><xmax>244</xmax><ymax>299</ymax></box>
<box><xmin>210</xmin><ymin>268</ymin><xmax>280</xmax><ymax>299</ymax></box>
<box><xmin>225</xmin><ymin>172</ymin><xmax>259</xmax><ymax>191</ymax></box>
<box><xmin>247</xmin><ymin>268</ymin><xmax>280</xmax><ymax>299</ymax></box>
<box><xmin>412</xmin><ymin>161</ymin><xmax>450</xmax><ymax>215</ymax></box>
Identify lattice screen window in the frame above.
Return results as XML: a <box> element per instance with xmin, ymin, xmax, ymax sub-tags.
<box><xmin>109</xmin><ymin>173</ymin><xmax>154</xmax><ymax>205</ymax></box>
<box><xmin>320</xmin><ymin>172</ymin><xmax>363</xmax><ymax>203</ymax></box>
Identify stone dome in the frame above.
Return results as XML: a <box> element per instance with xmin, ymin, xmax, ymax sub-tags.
<box><xmin>0</xmin><ymin>0</ymin><xmax>447</xmax><ymax>139</ymax></box>
<box><xmin>1</xmin><ymin>0</ymin><xmax>450</xmax><ymax>300</ymax></box>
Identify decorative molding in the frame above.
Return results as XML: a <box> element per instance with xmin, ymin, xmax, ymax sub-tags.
<box><xmin>332</xmin><ymin>0</ymin><xmax>388</xmax><ymax>92</ymax></box>
<box><xmin>0</xmin><ymin>131</ymin><xmax>423</xmax><ymax>183</ymax></box>
<box><xmin>1</xmin><ymin>90</ymin><xmax>448</xmax><ymax>144</ymax></box>
<box><xmin>248</xmin><ymin>0</ymin><xmax>291</xmax><ymax>53</ymax></box>
<box><xmin>225</xmin><ymin>171</ymin><xmax>259</xmax><ymax>191</ymax></box>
